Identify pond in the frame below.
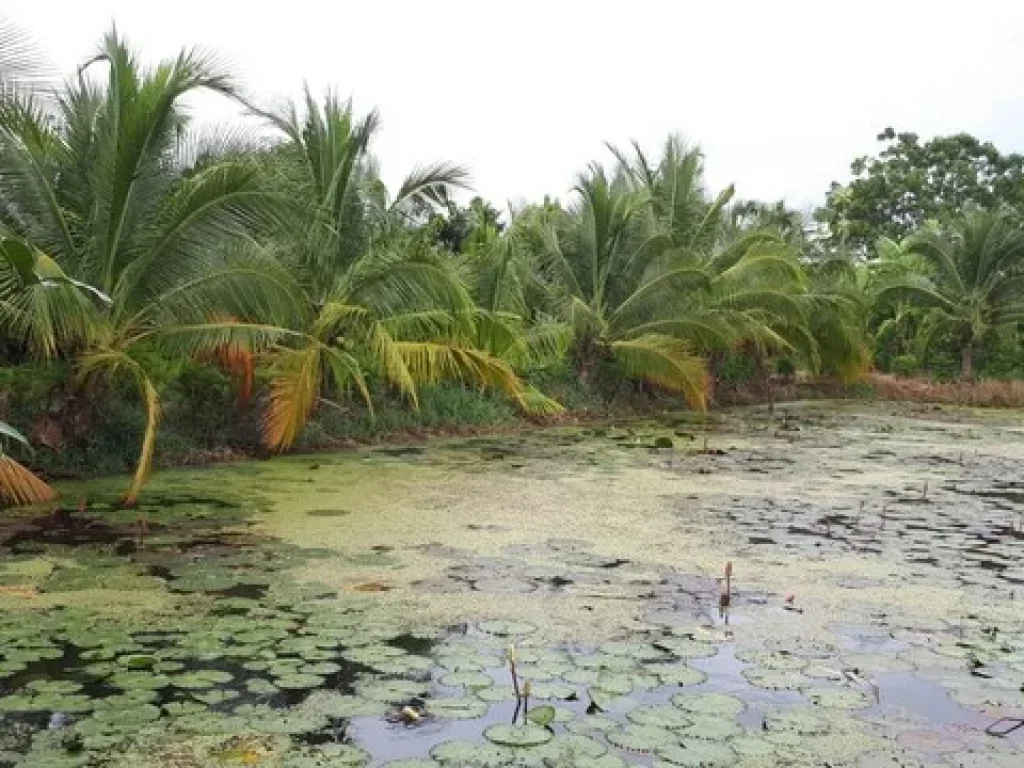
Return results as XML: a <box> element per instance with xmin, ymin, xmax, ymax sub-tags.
<box><xmin>1</xmin><ymin>401</ymin><xmax>1023</xmax><ymax>767</ymax></box>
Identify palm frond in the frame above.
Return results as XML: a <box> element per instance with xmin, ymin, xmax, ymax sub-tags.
<box><xmin>611</xmin><ymin>335</ymin><xmax>708</xmax><ymax>409</ymax></box>
<box><xmin>0</xmin><ymin>455</ymin><xmax>57</xmax><ymax>507</ymax></box>
<box><xmin>264</xmin><ymin>345</ymin><xmax>322</xmax><ymax>452</ymax></box>
<box><xmin>391</xmin><ymin>162</ymin><xmax>471</xmax><ymax>212</ymax></box>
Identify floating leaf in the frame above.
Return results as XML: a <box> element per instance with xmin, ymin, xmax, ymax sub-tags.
<box><xmin>527</xmin><ymin>705</ymin><xmax>557</xmax><ymax>726</ymax></box>
<box><xmin>627</xmin><ymin>704</ymin><xmax>693</xmax><ymax>730</ymax></box>
<box><xmin>804</xmin><ymin>686</ymin><xmax>872</xmax><ymax>709</ymax></box>
<box><xmin>425</xmin><ymin>696</ymin><xmax>488</xmax><ymax>719</ymax></box>
<box><xmin>670</xmin><ymin>693</ymin><xmax>745</xmax><ymax>718</ymax></box>
<box><xmin>655</xmin><ymin>740</ymin><xmax>738</xmax><ymax>767</ymax></box>
<box><xmin>172</xmin><ymin>670</ymin><xmax>234</xmax><ymax>689</ymax></box>
<box><xmin>440</xmin><ymin>671</ymin><xmax>493</xmax><ymax>689</ymax></box>
<box><xmin>431</xmin><ymin>740</ymin><xmax>512</xmax><ymax>766</ymax></box>
<box><xmin>484</xmin><ymin>723</ymin><xmax>554</xmax><ymax>747</ymax></box>
<box><xmin>273</xmin><ymin>673</ymin><xmax>325</xmax><ymax>690</ymax></box>
<box><xmin>606</xmin><ymin>724</ymin><xmax>679</xmax><ymax>753</ymax></box>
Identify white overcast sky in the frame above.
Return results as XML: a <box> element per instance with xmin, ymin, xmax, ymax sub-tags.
<box><xmin>6</xmin><ymin>1</ymin><xmax>1024</xmax><ymax>212</ymax></box>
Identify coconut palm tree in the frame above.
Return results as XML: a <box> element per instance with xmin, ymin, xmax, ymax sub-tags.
<box><xmin>250</xmin><ymin>91</ymin><xmax>560</xmax><ymax>450</ymax></box>
<box><xmin>0</xmin><ymin>30</ymin><xmax>300</xmax><ymax>503</ymax></box>
<box><xmin>521</xmin><ymin>164</ymin><xmax>711</xmax><ymax>405</ymax></box>
<box><xmin>609</xmin><ymin>139</ymin><xmax>823</xmax><ymax>389</ymax></box>
<box><xmin>875</xmin><ymin>208</ymin><xmax>1024</xmax><ymax>379</ymax></box>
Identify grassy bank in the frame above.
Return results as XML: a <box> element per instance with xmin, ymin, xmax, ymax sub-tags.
<box><xmin>0</xmin><ymin>362</ymin><xmax>679</xmax><ymax>482</ymax></box>
<box><xmin>4</xmin><ymin>359</ymin><xmax>1024</xmax><ymax>485</ymax></box>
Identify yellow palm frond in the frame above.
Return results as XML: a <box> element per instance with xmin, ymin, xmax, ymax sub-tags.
<box><xmin>517</xmin><ymin>386</ymin><xmax>566</xmax><ymax>417</ymax></box>
<box><xmin>0</xmin><ymin>455</ymin><xmax>57</xmax><ymax>507</ymax></box>
<box><xmin>369</xmin><ymin>322</ymin><xmax>418</xmax><ymax>405</ymax></box>
<box><xmin>611</xmin><ymin>335</ymin><xmax>708</xmax><ymax>409</ymax></box>
<box><xmin>264</xmin><ymin>345</ymin><xmax>322</xmax><ymax>452</ymax></box>
<box><xmin>391</xmin><ymin>341</ymin><xmax>563</xmax><ymax>416</ymax></box>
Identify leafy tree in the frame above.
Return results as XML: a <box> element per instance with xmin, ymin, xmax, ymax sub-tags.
<box><xmin>617</xmin><ymin>139</ymin><xmax>857</xmax><ymax>387</ymax></box>
<box><xmin>527</xmin><ymin>164</ymin><xmax>710</xmax><ymax>405</ymax></box>
<box><xmin>510</xmin><ymin>138</ymin><xmax>824</xmax><ymax>406</ymax></box>
<box><xmin>251</xmin><ymin>91</ymin><xmax>560</xmax><ymax>451</ymax></box>
<box><xmin>874</xmin><ymin>208</ymin><xmax>1024</xmax><ymax>379</ymax></box>
<box><xmin>429</xmin><ymin>196</ymin><xmax>505</xmax><ymax>254</ymax></box>
<box><xmin>819</xmin><ymin>128</ymin><xmax>1024</xmax><ymax>252</ymax></box>
<box><xmin>0</xmin><ymin>30</ymin><xmax>298</xmax><ymax>503</ymax></box>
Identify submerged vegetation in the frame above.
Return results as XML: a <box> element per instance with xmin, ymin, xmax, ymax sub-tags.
<box><xmin>1</xmin><ymin>23</ymin><xmax>1023</xmax><ymax>500</ymax></box>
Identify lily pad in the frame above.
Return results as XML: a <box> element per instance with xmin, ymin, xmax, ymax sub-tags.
<box><xmin>526</xmin><ymin>704</ymin><xmax>557</xmax><ymax>726</ymax></box>
<box><xmin>425</xmin><ymin>697</ymin><xmax>488</xmax><ymax>719</ymax></box>
<box><xmin>804</xmin><ymin>686</ymin><xmax>873</xmax><ymax>709</ymax></box>
<box><xmin>431</xmin><ymin>740</ymin><xmax>512</xmax><ymax>766</ymax></box>
<box><xmin>671</xmin><ymin>693</ymin><xmax>745</xmax><ymax>718</ymax></box>
<box><xmin>301</xmin><ymin>661</ymin><xmax>342</xmax><ymax>676</ymax></box>
<box><xmin>246</xmin><ymin>678</ymin><xmax>280</xmax><ymax>695</ymax></box>
<box><xmin>484</xmin><ymin>723</ymin><xmax>553</xmax><ymax>747</ymax></box>
<box><xmin>172</xmin><ymin>670</ymin><xmax>233</xmax><ymax>689</ymax></box>
<box><xmin>26</xmin><ymin>680</ymin><xmax>82</xmax><ymax>695</ymax></box>
<box><xmin>730</xmin><ymin>736</ymin><xmax>778</xmax><ymax>758</ymax></box>
<box><xmin>565</xmin><ymin>715</ymin><xmax>620</xmax><ymax>734</ymax></box>
<box><xmin>765</xmin><ymin>707</ymin><xmax>831</xmax><ymax>735</ymax></box>
<box><xmin>649</xmin><ymin>663</ymin><xmax>708</xmax><ymax>686</ymax></box>
<box><xmin>475</xmin><ymin>684</ymin><xmax>518</xmax><ymax>702</ymax></box>
<box><xmin>655</xmin><ymin>741</ymin><xmax>738</xmax><ymax>767</ymax></box>
<box><xmin>440</xmin><ymin>671</ymin><xmax>493</xmax><ymax>689</ymax></box>
<box><xmin>741</xmin><ymin>667</ymin><xmax>807</xmax><ymax>690</ymax></box>
<box><xmin>655</xmin><ymin>637</ymin><xmax>719</xmax><ymax>659</ymax></box>
<box><xmin>304</xmin><ymin>691</ymin><xmax>387</xmax><ymax>718</ymax></box>
<box><xmin>678</xmin><ymin>717</ymin><xmax>743</xmax><ymax>741</ymax></box>
<box><xmin>273</xmin><ymin>673</ymin><xmax>325</xmax><ymax>690</ymax></box>
<box><xmin>606</xmin><ymin>724</ymin><xmax>679</xmax><ymax>753</ymax></box>
<box><xmin>627</xmin><ymin>704</ymin><xmax>694</xmax><ymax>730</ymax></box>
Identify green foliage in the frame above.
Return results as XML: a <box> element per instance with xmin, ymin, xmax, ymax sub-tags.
<box><xmin>819</xmin><ymin>128</ymin><xmax>1024</xmax><ymax>252</ymax></box>
<box><xmin>3</xmin><ymin>23</ymin><xmax>1024</xmax><ymax>494</ymax></box>
<box><xmin>713</xmin><ymin>352</ymin><xmax>756</xmax><ymax>387</ymax></box>
<box><xmin>874</xmin><ymin>208</ymin><xmax>1024</xmax><ymax>379</ymax></box>
<box><xmin>889</xmin><ymin>354</ymin><xmax>920</xmax><ymax>378</ymax></box>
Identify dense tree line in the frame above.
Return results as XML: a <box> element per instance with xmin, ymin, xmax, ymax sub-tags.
<box><xmin>1</xmin><ymin>27</ymin><xmax>1022</xmax><ymax>504</ymax></box>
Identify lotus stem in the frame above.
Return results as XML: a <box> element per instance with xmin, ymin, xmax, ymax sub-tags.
<box><xmin>507</xmin><ymin>643</ymin><xmax>521</xmax><ymax>703</ymax></box>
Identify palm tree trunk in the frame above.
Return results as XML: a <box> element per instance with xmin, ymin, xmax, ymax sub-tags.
<box><xmin>960</xmin><ymin>342</ymin><xmax>974</xmax><ymax>381</ymax></box>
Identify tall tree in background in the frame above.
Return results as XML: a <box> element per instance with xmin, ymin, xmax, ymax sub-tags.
<box><xmin>874</xmin><ymin>208</ymin><xmax>1024</xmax><ymax>379</ymax></box>
<box><xmin>818</xmin><ymin>128</ymin><xmax>1024</xmax><ymax>253</ymax></box>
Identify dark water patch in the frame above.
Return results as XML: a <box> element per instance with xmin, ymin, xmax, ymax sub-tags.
<box><xmin>1</xmin><ymin>513</ymin><xmax>123</xmax><ymax>552</ymax></box>
<box><xmin>146</xmin><ymin>564</ymin><xmax>173</xmax><ymax>581</ymax></box>
<box><xmin>387</xmin><ymin>634</ymin><xmax>437</xmax><ymax>657</ymax></box>
<box><xmin>373</xmin><ymin>446</ymin><xmax>425</xmax><ymax>457</ymax></box>
<box><xmin>209</xmin><ymin>583</ymin><xmax>269</xmax><ymax>600</ymax></box>
<box><xmin>305</xmin><ymin>509</ymin><xmax>351</xmax><ymax>518</ymax></box>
